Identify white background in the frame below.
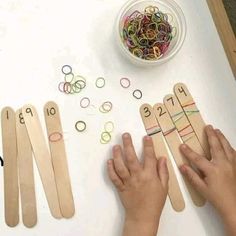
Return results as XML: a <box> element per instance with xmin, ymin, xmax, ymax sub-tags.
<box><xmin>0</xmin><ymin>0</ymin><xmax>236</xmax><ymax>235</ymax></box>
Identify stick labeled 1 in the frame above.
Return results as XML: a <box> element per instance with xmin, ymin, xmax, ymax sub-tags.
<box><xmin>1</xmin><ymin>107</ymin><xmax>19</xmax><ymax>227</ymax></box>
<box><xmin>22</xmin><ymin>105</ymin><xmax>62</xmax><ymax>219</ymax></box>
<box><xmin>16</xmin><ymin>110</ymin><xmax>37</xmax><ymax>228</ymax></box>
<box><xmin>153</xmin><ymin>103</ymin><xmax>205</xmax><ymax>207</ymax></box>
<box><xmin>44</xmin><ymin>101</ymin><xmax>75</xmax><ymax>218</ymax></box>
<box><xmin>140</xmin><ymin>104</ymin><xmax>185</xmax><ymax>212</ymax></box>
<box><xmin>174</xmin><ymin>83</ymin><xmax>211</xmax><ymax>160</ymax></box>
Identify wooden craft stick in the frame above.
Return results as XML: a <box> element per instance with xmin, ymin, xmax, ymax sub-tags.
<box><xmin>174</xmin><ymin>83</ymin><xmax>211</xmax><ymax>160</ymax></box>
<box><xmin>140</xmin><ymin>104</ymin><xmax>185</xmax><ymax>212</ymax></box>
<box><xmin>1</xmin><ymin>107</ymin><xmax>19</xmax><ymax>227</ymax></box>
<box><xmin>22</xmin><ymin>105</ymin><xmax>62</xmax><ymax>219</ymax></box>
<box><xmin>16</xmin><ymin>110</ymin><xmax>37</xmax><ymax>228</ymax></box>
<box><xmin>44</xmin><ymin>101</ymin><xmax>75</xmax><ymax>219</ymax></box>
<box><xmin>153</xmin><ymin>103</ymin><xmax>205</xmax><ymax>206</ymax></box>
<box><xmin>164</xmin><ymin>94</ymin><xmax>205</xmax><ymax>157</ymax></box>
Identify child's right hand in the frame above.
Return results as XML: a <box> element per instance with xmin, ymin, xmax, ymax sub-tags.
<box><xmin>180</xmin><ymin>125</ymin><xmax>236</xmax><ymax>236</ymax></box>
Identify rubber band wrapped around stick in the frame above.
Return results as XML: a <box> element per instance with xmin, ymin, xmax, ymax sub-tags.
<box><xmin>49</xmin><ymin>132</ymin><xmax>63</xmax><ymax>142</ymax></box>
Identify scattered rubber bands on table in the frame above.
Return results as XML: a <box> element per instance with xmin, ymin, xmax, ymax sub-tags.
<box><xmin>59</xmin><ymin>65</ymin><xmax>87</xmax><ymax>94</ymax></box>
<box><xmin>75</xmin><ymin>121</ymin><xmax>87</xmax><ymax>132</ymax></box>
<box><xmin>96</xmin><ymin>77</ymin><xmax>106</xmax><ymax>88</ymax></box>
<box><xmin>122</xmin><ymin>6</ymin><xmax>176</xmax><ymax>60</ymax></box>
<box><xmin>100</xmin><ymin>121</ymin><xmax>114</xmax><ymax>144</ymax></box>
<box><xmin>99</xmin><ymin>101</ymin><xmax>113</xmax><ymax>113</ymax></box>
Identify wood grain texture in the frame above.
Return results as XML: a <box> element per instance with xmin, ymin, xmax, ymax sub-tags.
<box><xmin>140</xmin><ymin>104</ymin><xmax>185</xmax><ymax>212</ymax></box>
<box><xmin>174</xmin><ymin>83</ymin><xmax>211</xmax><ymax>160</ymax></box>
<box><xmin>207</xmin><ymin>0</ymin><xmax>236</xmax><ymax>78</ymax></box>
<box><xmin>22</xmin><ymin>104</ymin><xmax>62</xmax><ymax>219</ymax></box>
<box><xmin>153</xmin><ymin>103</ymin><xmax>205</xmax><ymax>207</ymax></box>
<box><xmin>1</xmin><ymin>107</ymin><xmax>19</xmax><ymax>227</ymax></box>
<box><xmin>16</xmin><ymin>110</ymin><xmax>37</xmax><ymax>228</ymax></box>
<box><xmin>44</xmin><ymin>101</ymin><xmax>75</xmax><ymax>218</ymax></box>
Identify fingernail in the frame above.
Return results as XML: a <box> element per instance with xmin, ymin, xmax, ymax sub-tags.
<box><xmin>144</xmin><ymin>135</ymin><xmax>151</xmax><ymax>141</ymax></box>
<box><xmin>123</xmin><ymin>133</ymin><xmax>130</xmax><ymax>139</ymax></box>
<box><xmin>113</xmin><ymin>145</ymin><xmax>120</xmax><ymax>151</ymax></box>
<box><xmin>181</xmin><ymin>144</ymin><xmax>188</xmax><ymax>149</ymax></box>
<box><xmin>107</xmin><ymin>159</ymin><xmax>112</xmax><ymax>164</ymax></box>
<box><xmin>208</xmin><ymin>125</ymin><xmax>213</xmax><ymax>130</ymax></box>
<box><xmin>215</xmin><ymin>129</ymin><xmax>221</xmax><ymax>134</ymax></box>
<box><xmin>179</xmin><ymin>165</ymin><xmax>187</xmax><ymax>173</ymax></box>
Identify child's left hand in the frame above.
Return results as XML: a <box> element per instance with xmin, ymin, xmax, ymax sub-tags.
<box><xmin>107</xmin><ymin>133</ymin><xmax>169</xmax><ymax>236</ymax></box>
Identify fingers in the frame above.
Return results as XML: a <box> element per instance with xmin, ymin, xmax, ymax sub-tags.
<box><xmin>122</xmin><ymin>133</ymin><xmax>142</xmax><ymax>174</ymax></box>
<box><xmin>107</xmin><ymin>159</ymin><xmax>125</xmax><ymax>191</ymax></box>
<box><xmin>143</xmin><ymin>136</ymin><xmax>157</xmax><ymax>172</ymax></box>
<box><xmin>215</xmin><ymin>129</ymin><xmax>235</xmax><ymax>161</ymax></box>
<box><xmin>112</xmin><ymin>145</ymin><xmax>130</xmax><ymax>181</ymax></box>
<box><xmin>180</xmin><ymin>144</ymin><xmax>211</xmax><ymax>174</ymax></box>
<box><xmin>205</xmin><ymin>125</ymin><xmax>226</xmax><ymax>161</ymax></box>
<box><xmin>157</xmin><ymin>157</ymin><xmax>169</xmax><ymax>190</ymax></box>
<box><xmin>180</xmin><ymin>164</ymin><xmax>207</xmax><ymax>194</ymax></box>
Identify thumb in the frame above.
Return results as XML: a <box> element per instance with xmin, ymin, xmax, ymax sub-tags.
<box><xmin>157</xmin><ymin>157</ymin><xmax>169</xmax><ymax>190</ymax></box>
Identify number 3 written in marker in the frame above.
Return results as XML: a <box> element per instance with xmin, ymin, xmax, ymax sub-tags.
<box><xmin>144</xmin><ymin>107</ymin><xmax>151</xmax><ymax>117</ymax></box>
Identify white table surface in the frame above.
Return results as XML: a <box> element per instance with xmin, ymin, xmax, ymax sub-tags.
<box><xmin>0</xmin><ymin>0</ymin><xmax>236</xmax><ymax>235</ymax></box>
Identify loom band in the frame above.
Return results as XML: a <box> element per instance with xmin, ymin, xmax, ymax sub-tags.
<box><xmin>180</xmin><ymin>130</ymin><xmax>195</xmax><ymax>139</ymax></box>
<box><xmin>80</xmin><ymin>97</ymin><xmax>90</xmax><ymax>108</ymax></box>
<box><xmin>49</xmin><ymin>132</ymin><xmax>63</xmax><ymax>142</ymax></box>
<box><xmin>166</xmin><ymin>13</ymin><xmax>174</xmax><ymax>24</ymax></box>
<box><xmin>145</xmin><ymin>53</ymin><xmax>157</xmax><ymax>60</ymax></box>
<box><xmin>171</xmin><ymin>27</ymin><xmax>177</xmax><ymax>38</ymax></box>
<box><xmin>71</xmin><ymin>82</ymin><xmax>82</xmax><ymax>93</ymax></box>
<box><xmin>101</xmin><ymin>102</ymin><xmax>113</xmax><ymax>112</ymax></box>
<box><xmin>181</xmin><ymin>101</ymin><xmax>196</xmax><ymax>108</ymax></box>
<box><xmin>163</xmin><ymin>127</ymin><xmax>176</xmax><ymax>136</ymax></box>
<box><xmin>145</xmin><ymin>6</ymin><xmax>159</xmax><ymax>14</ymax></box>
<box><xmin>63</xmin><ymin>82</ymin><xmax>72</xmax><ymax>94</ymax></box>
<box><xmin>104</xmin><ymin>121</ymin><xmax>114</xmax><ymax>133</ymax></box>
<box><xmin>133</xmin><ymin>48</ymin><xmax>144</xmax><ymax>58</ymax></box>
<box><xmin>61</xmin><ymin>65</ymin><xmax>72</xmax><ymax>75</ymax></box>
<box><xmin>184</xmin><ymin>134</ymin><xmax>195</xmax><ymax>143</ymax></box>
<box><xmin>58</xmin><ymin>82</ymin><xmax>66</xmax><ymax>93</ymax></box>
<box><xmin>75</xmin><ymin>121</ymin><xmax>86</xmax><ymax>132</ymax></box>
<box><xmin>138</xmin><ymin>37</ymin><xmax>149</xmax><ymax>46</ymax></box>
<box><xmin>147</xmin><ymin>22</ymin><xmax>158</xmax><ymax>30</ymax></box>
<box><xmin>100</xmin><ymin>139</ymin><xmax>109</xmax><ymax>144</ymax></box>
<box><xmin>129</xmin><ymin>10</ymin><xmax>142</xmax><ymax>19</ymax></box>
<box><xmin>172</xmin><ymin>112</ymin><xmax>185</xmax><ymax>123</ymax></box>
<box><xmin>145</xmin><ymin>30</ymin><xmax>157</xmax><ymax>40</ymax></box>
<box><xmin>153</xmin><ymin>46</ymin><xmax>161</xmax><ymax>57</ymax></box>
<box><xmin>64</xmin><ymin>72</ymin><xmax>74</xmax><ymax>83</ymax></box>
<box><xmin>178</xmin><ymin>124</ymin><xmax>193</xmax><ymax>134</ymax></box>
<box><xmin>133</xmin><ymin>89</ymin><xmax>143</xmax><ymax>99</ymax></box>
<box><xmin>185</xmin><ymin>110</ymin><xmax>200</xmax><ymax>117</ymax></box>
<box><xmin>96</xmin><ymin>77</ymin><xmax>106</xmax><ymax>88</ymax></box>
<box><xmin>120</xmin><ymin>77</ymin><xmax>131</xmax><ymax>88</ymax></box>
<box><xmin>126</xmin><ymin>39</ymin><xmax>137</xmax><ymax>48</ymax></box>
<box><xmin>73</xmin><ymin>80</ymin><xmax>86</xmax><ymax>90</ymax></box>
<box><xmin>148</xmin><ymin>128</ymin><xmax>162</xmax><ymax>136</ymax></box>
<box><xmin>101</xmin><ymin>132</ymin><xmax>112</xmax><ymax>142</ymax></box>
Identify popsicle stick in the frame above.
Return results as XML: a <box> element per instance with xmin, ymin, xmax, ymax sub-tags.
<box><xmin>22</xmin><ymin>105</ymin><xmax>62</xmax><ymax>219</ymax></box>
<box><xmin>174</xmin><ymin>83</ymin><xmax>211</xmax><ymax>160</ymax></box>
<box><xmin>153</xmin><ymin>103</ymin><xmax>205</xmax><ymax>207</ymax></box>
<box><xmin>16</xmin><ymin>110</ymin><xmax>37</xmax><ymax>228</ymax></box>
<box><xmin>164</xmin><ymin>94</ymin><xmax>205</xmax><ymax>157</ymax></box>
<box><xmin>1</xmin><ymin>107</ymin><xmax>19</xmax><ymax>227</ymax></box>
<box><xmin>140</xmin><ymin>104</ymin><xmax>185</xmax><ymax>212</ymax></box>
<box><xmin>44</xmin><ymin>101</ymin><xmax>75</xmax><ymax>219</ymax></box>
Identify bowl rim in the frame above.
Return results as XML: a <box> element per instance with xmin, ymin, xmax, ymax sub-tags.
<box><xmin>115</xmin><ymin>0</ymin><xmax>187</xmax><ymax>65</ymax></box>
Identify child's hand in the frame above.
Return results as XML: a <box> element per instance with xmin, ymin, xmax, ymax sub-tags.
<box><xmin>180</xmin><ymin>125</ymin><xmax>236</xmax><ymax>236</ymax></box>
<box><xmin>107</xmin><ymin>133</ymin><xmax>169</xmax><ymax>236</ymax></box>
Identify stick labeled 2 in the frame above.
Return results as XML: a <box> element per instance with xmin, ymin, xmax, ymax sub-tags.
<box><xmin>153</xmin><ymin>103</ymin><xmax>205</xmax><ymax>207</ymax></box>
<box><xmin>44</xmin><ymin>101</ymin><xmax>75</xmax><ymax>218</ymax></box>
<box><xmin>1</xmin><ymin>107</ymin><xmax>19</xmax><ymax>227</ymax></box>
<box><xmin>22</xmin><ymin>105</ymin><xmax>62</xmax><ymax>219</ymax></box>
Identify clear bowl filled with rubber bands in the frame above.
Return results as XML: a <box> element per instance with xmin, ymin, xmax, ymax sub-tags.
<box><xmin>116</xmin><ymin>0</ymin><xmax>186</xmax><ymax>66</ymax></box>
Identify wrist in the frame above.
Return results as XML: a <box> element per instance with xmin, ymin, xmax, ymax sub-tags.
<box><xmin>123</xmin><ymin>216</ymin><xmax>160</xmax><ymax>236</ymax></box>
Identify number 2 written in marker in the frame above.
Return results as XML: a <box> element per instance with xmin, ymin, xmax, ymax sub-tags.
<box><xmin>156</xmin><ymin>106</ymin><xmax>166</xmax><ymax>117</ymax></box>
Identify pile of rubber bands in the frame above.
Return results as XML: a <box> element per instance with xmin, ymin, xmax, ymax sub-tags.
<box><xmin>59</xmin><ymin>65</ymin><xmax>87</xmax><ymax>94</ymax></box>
<box><xmin>122</xmin><ymin>6</ymin><xmax>176</xmax><ymax>60</ymax></box>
